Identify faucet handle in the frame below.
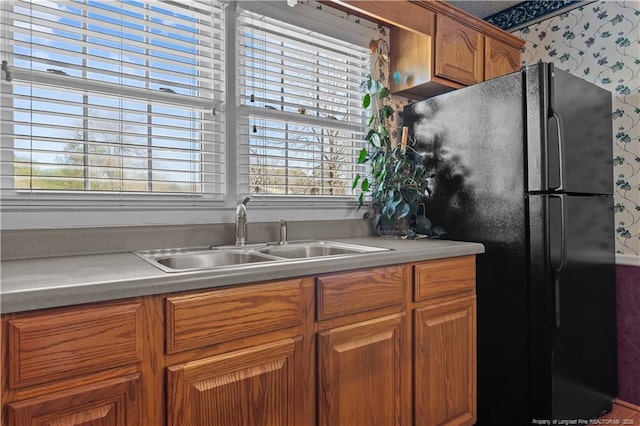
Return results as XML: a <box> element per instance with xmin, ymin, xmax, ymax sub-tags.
<box><xmin>279</xmin><ymin>218</ymin><xmax>287</xmax><ymax>245</ymax></box>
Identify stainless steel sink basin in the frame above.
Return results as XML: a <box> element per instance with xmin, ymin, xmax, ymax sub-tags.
<box><xmin>133</xmin><ymin>247</ymin><xmax>280</xmax><ymax>272</ymax></box>
<box><xmin>155</xmin><ymin>251</ymin><xmax>275</xmax><ymax>271</ymax></box>
<box><xmin>133</xmin><ymin>240</ymin><xmax>390</xmax><ymax>272</ymax></box>
<box><xmin>257</xmin><ymin>241</ymin><xmax>386</xmax><ymax>259</ymax></box>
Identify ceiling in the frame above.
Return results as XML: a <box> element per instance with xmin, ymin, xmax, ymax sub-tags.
<box><xmin>445</xmin><ymin>1</ymin><xmax>522</xmax><ymax>19</ymax></box>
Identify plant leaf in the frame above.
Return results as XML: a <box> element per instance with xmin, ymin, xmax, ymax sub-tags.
<box><xmin>357</xmin><ymin>148</ymin><xmax>368</xmax><ymax>164</ymax></box>
<box><xmin>397</xmin><ymin>201</ymin><xmax>410</xmax><ymax>219</ymax></box>
<box><xmin>391</xmin><ymin>190</ymin><xmax>402</xmax><ymax>207</ymax></box>
<box><xmin>382</xmin><ymin>203</ymin><xmax>395</xmax><ymax>219</ymax></box>
<box><xmin>415</xmin><ymin>215</ymin><xmax>432</xmax><ymax>235</ymax></box>
<box><xmin>352</xmin><ymin>174</ymin><xmax>360</xmax><ymax>190</ymax></box>
<box><xmin>432</xmin><ymin>226</ymin><xmax>446</xmax><ymax>238</ymax></box>
<box><xmin>361</xmin><ymin>178</ymin><xmax>370</xmax><ymax>192</ymax></box>
<box><xmin>363</xmin><ymin>93</ymin><xmax>371</xmax><ymax>109</ymax></box>
<box><xmin>370</xmin><ymin>132</ymin><xmax>381</xmax><ymax>147</ymax></box>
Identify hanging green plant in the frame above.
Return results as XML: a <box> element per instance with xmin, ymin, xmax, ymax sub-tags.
<box><xmin>353</xmin><ymin>38</ymin><xmax>444</xmax><ymax>239</ymax></box>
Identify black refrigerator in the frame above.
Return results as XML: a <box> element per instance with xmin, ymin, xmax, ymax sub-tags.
<box><xmin>403</xmin><ymin>62</ymin><xmax>617</xmax><ymax>424</ymax></box>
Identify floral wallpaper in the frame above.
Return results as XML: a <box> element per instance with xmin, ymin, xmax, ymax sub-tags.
<box><xmin>516</xmin><ymin>1</ymin><xmax>640</xmax><ymax>259</ymax></box>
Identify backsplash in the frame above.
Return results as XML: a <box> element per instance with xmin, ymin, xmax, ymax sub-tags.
<box><xmin>0</xmin><ymin>219</ymin><xmax>373</xmax><ymax>260</ymax></box>
<box><xmin>516</xmin><ymin>1</ymin><xmax>640</xmax><ymax>258</ymax></box>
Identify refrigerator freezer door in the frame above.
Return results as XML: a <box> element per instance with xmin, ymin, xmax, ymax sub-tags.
<box><xmin>404</xmin><ymin>71</ymin><xmax>526</xmax><ymax>245</ymax></box>
<box><xmin>528</xmin><ymin>194</ymin><xmax>617</xmax><ymax>420</ymax></box>
<box><xmin>547</xmin><ymin>66</ymin><xmax>613</xmax><ymax>195</ymax></box>
<box><xmin>525</xmin><ymin>63</ymin><xmax>613</xmax><ymax>195</ymax></box>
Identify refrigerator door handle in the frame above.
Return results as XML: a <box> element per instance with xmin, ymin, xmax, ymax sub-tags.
<box><xmin>550</xmin><ymin>194</ymin><xmax>567</xmax><ymax>328</ymax></box>
<box><xmin>551</xmin><ymin>112</ymin><xmax>565</xmax><ymax>192</ymax></box>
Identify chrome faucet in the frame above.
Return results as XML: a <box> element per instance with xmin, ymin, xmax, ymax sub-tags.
<box><xmin>278</xmin><ymin>218</ymin><xmax>287</xmax><ymax>245</ymax></box>
<box><xmin>235</xmin><ymin>197</ymin><xmax>250</xmax><ymax>246</ymax></box>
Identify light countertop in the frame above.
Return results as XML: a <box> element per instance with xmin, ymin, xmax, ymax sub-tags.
<box><xmin>1</xmin><ymin>237</ymin><xmax>484</xmax><ymax>314</ymax></box>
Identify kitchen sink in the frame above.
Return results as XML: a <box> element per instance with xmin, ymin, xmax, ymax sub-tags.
<box><xmin>133</xmin><ymin>247</ymin><xmax>280</xmax><ymax>272</ymax></box>
<box><xmin>134</xmin><ymin>241</ymin><xmax>390</xmax><ymax>272</ymax></box>
<box><xmin>155</xmin><ymin>251</ymin><xmax>277</xmax><ymax>271</ymax></box>
<box><xmin>257</xmin><ymin>241</ymin><xmax>386</xmax><ymax>259</ymax></box>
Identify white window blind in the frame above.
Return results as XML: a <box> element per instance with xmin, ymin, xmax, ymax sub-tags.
<box><xmin>0</xmin><ymin>0</ymin><xmax>225</xmax><ymax>197</ymax></box>
<box><xmin>236</xmin><ymin>8</ymin><xmax>370</xmax><ymax>198</ymax></box>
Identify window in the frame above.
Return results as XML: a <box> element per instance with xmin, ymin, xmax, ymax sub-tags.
<box><xmin>1</xmin><ymin>0</ymin><xmax>225</xmax><ymax>198</ymax></box>
<box><xmin>0</xmin><ymin>0</ymin><xmax>381</xmax><ymax>227</ymax></box>
<box><xmin>236</xmin><ymin>7</ymin><xmax>371</xmax><ymax>198</ymax></box>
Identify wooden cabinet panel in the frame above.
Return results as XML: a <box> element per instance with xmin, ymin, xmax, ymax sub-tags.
<box><xmin>485</xmin><ymin>36</ymin><xmax>521</xmax><ymax>80</ymax></box>
<box><xmin>390</xmin><ymin>26</ymin><xmax>461</xmax><ymax>99</ymax></box>
<box><xmin>330</xmin><ymin>1</ymin><xmax>434</xmax><ymax>34</ymax></box>
<box><xmin>7</xmin><ymin>301</ymin><xmax>143</xmax><ymax>389</ymax></box>
<box><xmin>414</xmin><ymin>296</ymin><xmax>476</xmax><ymax>426</ymax></box>
<box><xmin>435</xmin><ymin>14</ymin><xmax>484</xmax><ymax>86</ymax></box>
<box><xmin>167</xmin><ymin>338</ymin><xmax>301</xmax><ymax>426</ymax></box>
<box><xmin>318</xmin><ymin>314</ymin><xmax>406</xmax><ymax>426</ymax></box>
<box><xmin>316</xmin><ymin>266</ymin><xmax>404</xmax><ymax>321</ymax></box>
<box><xmin>414</xmin><ymin>255</ymin><xmax>475</xmax><ymax>302</ymax></box>
<box><xmin>166</xmin><ymin>279</ymin><xmax>302</xmax><ymax>354</ymax></box>
<box><xmin>7</xmin><ymin>374</ymin><xmax>141</xmax><ymax>426</ymax></box>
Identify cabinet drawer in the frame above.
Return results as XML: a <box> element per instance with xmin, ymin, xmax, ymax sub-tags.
<box><xmin>317</xmin><ymin>265</ymin><xmax>405</xmax><ymax>321</ymax></box>
<box><xmin>7</xmin><ymin>374</ymin><xmax>142</xmax><ymax>425</ymax></box>
<box><xmin>166</xmin><ymin>279</ymin><xmax>303</xmax><ymax>354</ymax></box>
<box><xmin>414</xmin><ymin>256</ymin><xmax>475</xmax><ymax>302</ymax></box>
<box><xmin>7</xmin><ymin>301</ymin><xmax>143</xmax><ymax>389</ymax></box>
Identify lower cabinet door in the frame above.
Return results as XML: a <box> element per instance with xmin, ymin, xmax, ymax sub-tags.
<box><xmin>414</xmin><ymin>296</ymin><xmax>477</xmax><ymax>426</ymax></box>
<box><xmin>7</xmin><ymin>374</ymin><xmax>141</xmax><ymax>426</ymax></box>
<box><xmin>317</xmin><ymin>313</ymin><xmax>406</xmax><ymax>426</ymax></box>
<box><xmin>167</xmin><ymin>338</ymin><xmax>301</xmax><ymax>426</ymax></box>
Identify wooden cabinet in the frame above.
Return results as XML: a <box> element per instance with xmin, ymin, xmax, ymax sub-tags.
<box><xmin>167</xmin><ymin>338</ymin><xmax>302</xmax><ymax>426</ymax></box>
<box><xmin>7</xmin><ymin>375</ymin><xmax>142</xmax><ymax>426</ymax></box>
<box><xmin>412</xmin><ymin>256</ymin><xmax>477</xmax><ymax>426</ymax></box>
<box><xmin>316</xmin><ymin>265</ymin><xmax>407</xmax><ymax>426</ymax></box>
<box><xmin>6</xmin><ymin>301</ymin><xmax>143</xmax><ymax>389</ymax></box>
<box><xmin>414</xmin><ymin>255</ymin><xmax>476</xmax><ymax>302</ymax></box>
<box><xmin>390</xmin><ymin>15</ymin><xmax>523</xmax><ymax>98</ymax></box>
<box><xmin>435</xmin><ymin>14</ymin><xmax>484</xmax><ymax>86</ymax></box>
<box><xmin>484</xmin><ymin>36</ymin><xmax>522</xmax><ymax>81</ymax></box>
<box><xmin>414</xmin><ymin>296</ymin><xmax>476</xmax><ymax>426</ymax></box>
<box><xmin>165</xmin><ymin>279</ymin><xmax>309</xmax><ymax>426</ymax></box>
<box><xmin>318</xmin><ymin>314</ymin><xmax>406</xmax><ymax>426</ymax></box>
<box><xmin>2</xmin><ymin>256</ymin><xmax>477</xmax><ymax>426</ymax></box>
<box><xmin>1</xmin><ymin>300</ymin><xmax>149</xmax><ymax>426</ymax></box>
<box><xmin>165</xmin><ymin>279</ymin><xmax>303</xmax><ymax>354</ymax></box>
<box><xmin>331</xmin><ymin>0</ymin><xmax>525</xmax><ymax>98</ymax></box>
<box><xmin>316</xmin><ymin>265</ymin><xmax>405</xmax><ymax>321</ymax></box>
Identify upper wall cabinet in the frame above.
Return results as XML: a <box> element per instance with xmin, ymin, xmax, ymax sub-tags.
<box><xmin>328</xmin><ymin>0</ymin><xmax>525</xmax><ymax>98</ymax></box>
<box><xmin>484</xmin><ymin>36</ymin><xmax>522</xmax><ymax>81</ymax></box>
<box><xmin>434</xmin><ymin>13</ymin><xmax>484</xmax><ymax>86</ymax></box>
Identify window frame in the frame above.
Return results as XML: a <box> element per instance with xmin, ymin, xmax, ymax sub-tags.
<box><xmin>0</xmin><ymin>0</ymin><xmax>379</xmax><ymax>229</ymax></box>
<box><xmin>1</xmin><ymin>0</ymin><xmax>225</xmax><ymax>203</ymax></box>
<box><xmin>235</xmin><ymin>1</ymin><xmax>378</xmax><ymax>204</ymax></box>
